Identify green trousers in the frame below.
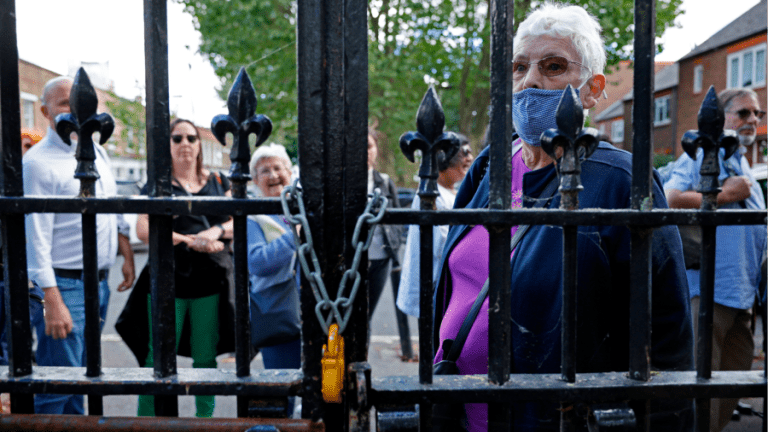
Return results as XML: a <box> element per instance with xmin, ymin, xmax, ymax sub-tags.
<box><xmin>138</xmin><ymin>293</ymin><xmax>219</xmax><ymax>418</ymax></box>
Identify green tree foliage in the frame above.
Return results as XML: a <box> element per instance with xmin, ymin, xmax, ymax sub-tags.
<box><xmin>105</xmin><ymin>92</ymin><xmax>146</xmax><ymax>158</ymax></box>
<box><xmin>177</xmin><ymin>0</ymin><xmax>682</xmax><ymax>184</ymax></box>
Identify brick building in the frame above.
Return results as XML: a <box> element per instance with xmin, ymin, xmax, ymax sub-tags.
<box><xmin>676</xmin><ymin>0</ymin><xmax>766</xmax><ymax>164</ymax></box>
<box><xmin>17</xmin><ymin>59</ymin><xmax>230</xmax><ymax>183</ymax></box>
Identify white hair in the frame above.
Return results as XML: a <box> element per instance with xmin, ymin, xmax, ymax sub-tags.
<box><xmin>41</xmin><ymin>77</ymin><xmax>73</xmax><ymax>106</ymax></box>
<box><xmin>514</xmin><ymin>3</ymin><xmax>606</xmax><ymax>80</ymax></box>
<box><xmin>249</xmin><ymin>143</ymin><xmax>292</xmax><ymax>179</ymax></box>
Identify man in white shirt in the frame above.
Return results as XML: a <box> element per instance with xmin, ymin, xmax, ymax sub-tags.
<box><xmin>23</xmin><ymin>76</ymin><xmax>135</xmax><ymax>414</ymax></box>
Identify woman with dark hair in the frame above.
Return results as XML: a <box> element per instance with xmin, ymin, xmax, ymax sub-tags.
<box><xmin>132</xmin><ymin>119</ymin><xmax>234</xmax><ymax>417</ymax></box>
<box><xmin>366</xmin><ymin>128</ymin><xmax>403</xmax><ymax>318</ymax></box>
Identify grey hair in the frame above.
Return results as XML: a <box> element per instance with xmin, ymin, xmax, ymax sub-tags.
<box><xmin>41</xmin><ymin>77</ymin><xmax>73</xmax><ymax>106</ymax></box>
<box><xmin>514</xmin><ymin>2</ymin><xmax>606</xmax><ymax>81</ymax></box>
<box><xmin>718</xmin><ymin>88</ymin><xmax>759</xmax><ymax>112</ymax></box>
<box><xmin>249</xmin><ymin>143</ymin><xmax>292</xmax><ymax>179</ymax></box>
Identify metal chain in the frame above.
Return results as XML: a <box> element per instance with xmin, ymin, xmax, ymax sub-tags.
<box><xmin>281</xmin><ymin>180</ymin><xmax>387</xmax><ymax>335</ymax></box>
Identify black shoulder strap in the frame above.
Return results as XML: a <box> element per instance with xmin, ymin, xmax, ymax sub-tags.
<box><xmin>443</xmin><ymin>173</ymin><xmax>559</xmax><ymax>363</ymax></box>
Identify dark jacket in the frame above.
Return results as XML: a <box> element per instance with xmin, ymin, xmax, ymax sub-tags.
<box><xmin>435</xmin><ymin>143</ymin><xmax>694</xmax><ymax>431</ymax></box>
<box><xmin>372</xmin><ymin>169</ymin><xmax>404</xmax><ymax>260</ymax></box>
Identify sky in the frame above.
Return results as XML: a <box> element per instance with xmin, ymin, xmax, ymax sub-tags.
<box><xmin>14</xmin><ymin>0</ymin><xmax>762</xmax><ymax>127</ymax></box>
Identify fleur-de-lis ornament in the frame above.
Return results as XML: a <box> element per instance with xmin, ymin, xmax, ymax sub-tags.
<box><xmin>55</xmin><ymin>68</ymin><xmax>115</xmax><ymax>194</ymax></box>
<box><xmin>680</xmin><ymin>86</ymin><xmax>739</xmax><ymax>209</ymax></box>
<box><xmin>211</xmin><ymin>67</ymin><xmax>273</xmax><ymax>197</ymax></box>
<box><xmin>399</xmin><ymin>87</ymin><xmax>460</xmax><ymax>209</ymax></box>
<box><xmin>540</xmin><ymin>84</ymin><xmax>599</xmax><ymax>210</ymax></box>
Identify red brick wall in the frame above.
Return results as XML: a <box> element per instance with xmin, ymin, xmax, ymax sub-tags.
<box><xmin>677</xmin><ymin>34</ymin><xmax>767</xmax><ymax>158</ymax></box>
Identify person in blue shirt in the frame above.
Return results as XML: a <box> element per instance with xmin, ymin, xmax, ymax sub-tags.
<box><xmin>664</xmin><ymin>87</ymin><xmax>767</xmax><ymax>432</ymax></box>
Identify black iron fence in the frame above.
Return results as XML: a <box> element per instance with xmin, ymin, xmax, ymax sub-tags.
<box><xmin>0</xmin><ymin>0</ymin><xmax>764</xmax><ymax>431</ymax></box>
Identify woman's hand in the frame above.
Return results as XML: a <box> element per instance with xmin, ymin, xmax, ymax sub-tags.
<box><xmin>189</xmin><ymin>232</ymin><xmax>225</xmax><ymax>254</ymax></box>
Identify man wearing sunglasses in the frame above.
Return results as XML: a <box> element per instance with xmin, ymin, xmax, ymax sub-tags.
<box><xmin>22</xmin><ymin>76</ymin><xmax>135</xmax><ymax>414</ymax></box>
<box><xmin>664</xmin><ymin>87</ymin><xmax>766</xmax><ymax>432</ymax></box>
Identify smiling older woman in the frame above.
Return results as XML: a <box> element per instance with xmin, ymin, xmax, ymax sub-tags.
<box><xmin>432</xmin><ymin>4</ymin><xmax>693</xmax><ymax>432</ymax></box>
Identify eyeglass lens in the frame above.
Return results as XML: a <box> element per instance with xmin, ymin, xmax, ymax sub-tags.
<box><xmin>512</xmin><ymin>56</ymin><xmax>571</xmax><ymax>77</ymax></box>
<box><xmin>171</xmin><ymin>134</ymin><xmax>198</xmax><ymax>144</ymax></box>
<box><xmin>736</xmin><ymin>109</ymin><xmax>766</xmax><ymax>120</ymax></box>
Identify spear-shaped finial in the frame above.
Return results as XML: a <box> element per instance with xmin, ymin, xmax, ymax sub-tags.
<box><xmin>211</xmin><ymin>67</ymin><xmax>273</xmax><ymax>198</ymax></box>
<box><xmin>399</xmin><ymin>87</ymin><xmax>460</xmax><ymax>209</ymax></box>
<box><xmin>680</xmin><ymin>85</ymin><xmax>739</xmax><ymax>210</ymax></box>
<box><xmin>55</xmin><ymin>68</ymin><xmax>115</xmax><ymax>194</ymax></box>
<box><xmin>540</xmin><ymin>84</ymin><xmax>599</xmax><ymax>210</ymax></box>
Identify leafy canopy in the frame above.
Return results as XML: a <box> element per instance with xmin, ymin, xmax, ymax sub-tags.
<box><xmin>177</xmin><ymin>0</ymin><xmax>682</xmax><ymax>184</ymax></box>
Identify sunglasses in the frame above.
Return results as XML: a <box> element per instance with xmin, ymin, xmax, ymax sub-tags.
<box><xmin>512</xmin><ymin>56</ymin><xmax>590</xmax><ymax>78</ymax></box>
<box><xmin>730</xmin><ymin>109</ymin><xmax>766</xmax><ymax>121</ymax></box>
<box><xmin>171</xmin><ymin>134</ymin><xmax>198</xmax><ymax>144</ymax></box>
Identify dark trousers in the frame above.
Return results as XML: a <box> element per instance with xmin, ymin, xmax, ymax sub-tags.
<box><xmin>368</xmin><ymin>258</ymin><xmax>392</xmax><ymax>318</ymax></box>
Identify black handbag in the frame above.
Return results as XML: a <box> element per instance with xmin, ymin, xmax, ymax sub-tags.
<box><xmin>432</xmin><ymin>175</ymin><xmax>558</xmax><ymax>432</ymax></box>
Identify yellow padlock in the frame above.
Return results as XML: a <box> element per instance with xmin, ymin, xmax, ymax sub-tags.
<box><xmin>321</xmin><ymin>323</ymin><xmax>345</xmax><ymax>403</ymax></box>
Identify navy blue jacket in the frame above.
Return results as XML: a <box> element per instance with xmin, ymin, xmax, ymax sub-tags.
<box><xmin>435</xmin><ymin>143</ymin><xmax>694</xmax><ymax>431</ymax></box>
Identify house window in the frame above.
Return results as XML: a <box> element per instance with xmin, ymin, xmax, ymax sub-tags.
<box><xmin>598</xmin><ymin>123</ymin><xmax>606</xmax><ymax>136</ymax></box>
<box><xmin>22</xmin><ymin>100</ymin><xmax>34</xmax><ymax>129</ymax></box>
<box><xmin>20</xmin><ymin>92</ymin><xmax>38</xmax><ymax>129</ymax></box>
<box><xmin>611</xmin><ymin>119</ymin><xmax>624</xmax><ymax>143</ymax></box>
<box><xmin>693</xmin><ymin>65</ymin><xmax>703</xmax><ymax>93</ymax></box>
<box><xmin>654</xmin><ymin>95</ymin><xmax>671</xmax><ymax>126</ymax></box>
<box><xmin>727</xmin><ymin>43</ymin><xmax>767</xmax><ymax>89</ymax></box>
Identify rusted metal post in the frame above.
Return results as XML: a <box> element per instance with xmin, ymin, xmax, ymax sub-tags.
<box><xmin>55</xmin><ymin>67</ymin><xmax>115</xmax><ymax>415</ymax></box>
<box><xmin>211</xmin><ymin>67</ymin><xmax>272</xmax><ymax>417</ymax></box>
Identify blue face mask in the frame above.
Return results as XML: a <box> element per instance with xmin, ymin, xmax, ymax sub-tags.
<box><xmin>513</xmin><ymin>87</ymin><xmax>580</xmax><ymax>146</ymax></box>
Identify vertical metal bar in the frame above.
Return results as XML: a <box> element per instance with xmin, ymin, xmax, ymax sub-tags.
<box><xmin>489</xmin><ymin>2</ymin><xmax>513</xmax><ymax>428</ymax></box>
<box><xmin>144</xmin><ymin>0</ymin><xmax>177</xmax><ymax>417</ymax></box>
<box><xmin>560</xmin><ymin>225</ymin><xmax>578</xmax><ymax>384</ymax></box>
<box><xmin>695</xmin><ymin>224</ymin><xmax>716</xmax><ymax>431</ymax></box>
<box><xmin>232</xmin><ymin>212</ymin><xmax>249</xmax><ymax>418</ymax></box>
<box><xmin>297</xmin><ymin>0</ymin><xmax>324</xmax><ymax>422</ymax></box>
<box><xmin>344</xmin><ymin>0</ymin><xmax>368</xmax><ymax>372</ymax></box>
<box><xmin>629</xmin><ymin>1</ymin><xmax>655</xmax><ymax>430</ymax></box>
<box><xmin>763</xmin><ymin>297</ymin><xmax>766</xmax><ymax>432</ymax></box>
<box><xmin>418</xmin><ymin>223</ymin><xmax>433</xmax><ymax>431</ymax></box>
<box><xmin>487</xmin><ymin>0</ymin><xmax>512</xmax><ymax>382</ymax></box>
<box><xmin>298</xmin><ymin>0</ymin><xmax>351</xmax><ymax>426</ymax></box>
<box><xmin>0</xmin><ymin>0</ymin><xmax>34</xmax><ymax>413</ymax></box>
<box><xmin>81</xmin><ymin>213</ymin><xmax>103</xmax><ymax>415</ymax></box>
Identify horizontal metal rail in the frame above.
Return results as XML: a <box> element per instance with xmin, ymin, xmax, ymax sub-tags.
<box><xmin>0</xmin><ymin>197</ymin><xmax>763</xmax><ymax>226</ymax></box>
<box><xmin>0</xmin><ymin>367</ymin><xmax>301</xmax><ymax>396</ymax></box>
<box><xmin>372</xmin><ymin>370</ymin><xmax>765</xmax><ymax>404</ymax></box>
<box><xmin>0</xmin><ymin>415</ymin><xmax>323</xmax><ymax>432</ymax></box>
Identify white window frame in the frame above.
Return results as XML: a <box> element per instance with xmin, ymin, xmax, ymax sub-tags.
<box><xmin>20</xmin><ymin>92</ymin><xmax>38</xmax><ymax>130</ymax></box>
<box><xmin>693</xmin><ymin>64</ymin><xmax>703</xmax><ymax>93</ymax></box>
<box><xmin>726</xmin><ymin>43</ymin><xmax>766</xmax><ymax>89</ymax></box>
<box><xmin>611</xmin><ymin>119</ymin><xmax>624</xmax><ymax>143</ymax></box>
<box><xmin>654</xmin><ymin>95</ymin><xmax>671</xmax><ymax>126</ymax></box>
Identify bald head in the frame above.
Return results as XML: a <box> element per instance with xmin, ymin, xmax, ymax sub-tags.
<box><xmin>40</xmin><ymin>77</ymin><xmax>73</xmax><ymax>129</ymax></box>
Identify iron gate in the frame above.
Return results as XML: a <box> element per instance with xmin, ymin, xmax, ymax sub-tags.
<box><xmin>0</xmin><ymin>0</ymin><xmax>765</xmax><ymax>431</ymax></box>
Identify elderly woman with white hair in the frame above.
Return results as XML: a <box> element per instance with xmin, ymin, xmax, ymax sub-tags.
<box><xmin>432</xmin><ymin>4</ymin><xmax>693</xmax><ymax>431</ymax></box>
<box><xmin>247</xmin><ymin>143</ymin><xmax>301</xmax><ymax>370</ymax></box>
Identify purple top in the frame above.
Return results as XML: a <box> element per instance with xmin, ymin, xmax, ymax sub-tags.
<box><xmin>433</xmin><ymin>147</ymin><xmax>530</xmax><ymax>432</ymax></box>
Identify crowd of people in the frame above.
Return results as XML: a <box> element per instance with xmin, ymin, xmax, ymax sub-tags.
<box><xmin>4</xmin><ymin>2</ymin><xmax>765</xmax><ymax>430</ymax></box>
